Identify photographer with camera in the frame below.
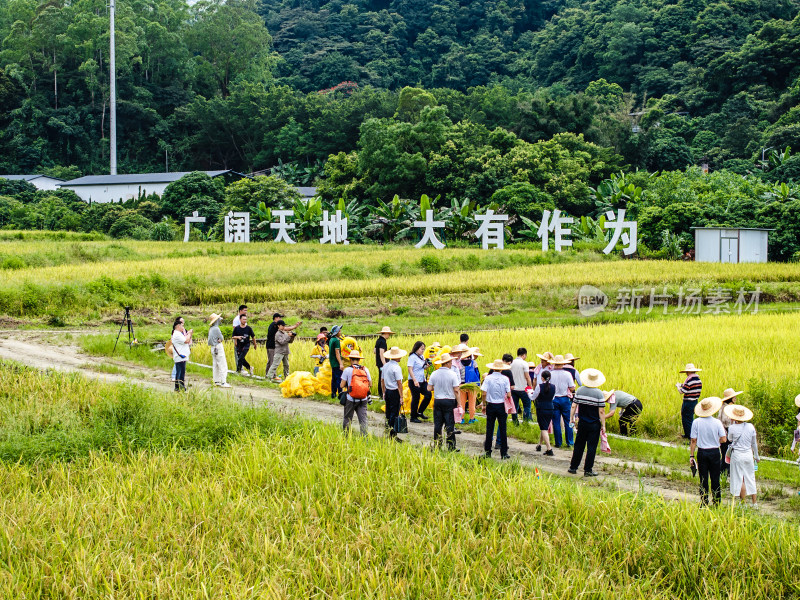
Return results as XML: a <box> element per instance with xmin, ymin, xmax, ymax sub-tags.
<box><xmin>232</xmin><ymin>314</ymin><xmax>257</xmax><ymax>376</ymax></box>
<box><xmin>266</xmin><ymin>319</ymin><xmax>297</xmax><ymax>382</ymax></box>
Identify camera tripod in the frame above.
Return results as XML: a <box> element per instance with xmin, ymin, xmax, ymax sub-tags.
<box><xmin>113</xmin><ymin>306</ymin><xmax>137</xmax><ymax>353</ymax></box>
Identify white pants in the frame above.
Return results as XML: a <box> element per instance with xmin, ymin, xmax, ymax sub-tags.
<box><xmin>211</xmin><ymin>343</ymin><xmax>228</xmax><ymax>385</ymax></box>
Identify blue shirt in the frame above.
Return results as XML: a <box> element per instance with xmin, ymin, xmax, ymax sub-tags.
<box><xmin>407</xmin><ymin>352</ymin><xmax>426</xmax><ymax>383</ymax></box>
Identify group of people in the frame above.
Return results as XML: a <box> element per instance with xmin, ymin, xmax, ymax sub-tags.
<box><xmin>168</xmin><ymin>312</ymin><xmax>800</xmax><ymax>508</ymax></box>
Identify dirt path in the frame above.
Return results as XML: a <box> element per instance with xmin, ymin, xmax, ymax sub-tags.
<box><xmin>0</xmin><ymin>333</ymin><xmax>791</xmax><ymax>515</ymax></box>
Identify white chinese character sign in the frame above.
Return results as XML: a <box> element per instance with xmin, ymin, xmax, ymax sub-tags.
<box><xmin>271</xmin><ymin>210</ymin><xmax>296</xmax><ymax>244</ymax></box>
<box><xmin>183</xmin><ymin>211</ymin><xmax>206</xmax><ymax>242</ymax></box>
<box><xmin>603</xmin><ymin>209</ymin><xmax>637</xmax><ymax>255</ymax></box>
<box><xmin>538</xmin><ymin>209</ymin><xmax>573</xmax><ymax>252</ymax></box>
<box><xmin>414</xmin><ymin>210</ymin><xmax>446</xmax><ymax>249</ymax></box>
<box><xmin>224</xmin><ymin>211</ymin><xmax>250</xmax><ymax>243</ymax></box>
<box><xmin>320</xmin><ymin>210</ymin><xmax>349</xmax><ymax>245</ymax></box>
<box><xmin>474</xmin><ymin>210</ymin><xmax>509</xmax><ymax>249</ymax></box>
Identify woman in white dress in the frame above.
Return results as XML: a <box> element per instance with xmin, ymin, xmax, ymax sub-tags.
<box><xmin>724</xmin><ymin>404</ymin><xmax>759</xmax><ymax>508</ymax></box>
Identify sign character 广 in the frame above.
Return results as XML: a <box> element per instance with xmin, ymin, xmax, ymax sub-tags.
<box><xmin>320</xmin><ymin>210</ymin><xmax>349</xmax><ymax>245</ymax></box>
<box><xmin>184</xmin><ymin>211</ymin><xmax>206</xmax><ymax>243</ymax></box>
<box><xmin>414</xmin><ymin>209</ymin><xmax>446</xmax><ymax>249</ymax></box>
<box><xmin>474</xmin><ymin>210</ymin><xmax>509</xmax><ymax>249</ymax></box>
<box><xmin>538</xmin><ymin>209</ymin><xmax>573</xmax><ymax>252</ymax></box>
<box><xmin>603</xmin><ymin>209</ymin><xmax>638</xmax><ymax>255</ymax></box>
<box><xmin>271</xmin><ymin>210</ymin><xmax>296</xmax><ymax>244</ymax></box>
<box><xmin>224</xmin><ymin>211</ymin><xmax>250</xmax><ymax>243</ymax></box>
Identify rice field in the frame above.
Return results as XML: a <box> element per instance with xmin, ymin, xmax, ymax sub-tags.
<box><xmin>0</xmin><ymin>365</ymin><xmax>798</xmax><ymax>599</ymax></box>
<box><xmin>190</xmin><ymin>311</ymin><xmax>800</xmax><ymax>440</ymax></box>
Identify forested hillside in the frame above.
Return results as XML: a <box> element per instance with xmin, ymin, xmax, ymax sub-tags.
<box><xmin>1</xmin><ymin>0</ymin><xmax>800</xmax><ymax>180</ymax></box>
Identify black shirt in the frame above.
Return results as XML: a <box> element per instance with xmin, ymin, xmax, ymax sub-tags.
<box><xmin>501</xmin><ymin>369</ymin><xmax>513</xmax><ymax>387</ymax></box>
<box><xmin>578</xmin><ymin>404</ymin><xmax>601</xmax><ymax>425</ymax></box>
<box><xmin>375</xmin><ymin>336</ymin><xmax>388</xmax><ymax>368</ymax></box>
<box><xmin>266</xmin><ymin>322</ymin><xmax>279</xmax><ymax>349</ymax></box>
<box><xmin>233</xmin><ymin>325</ymin><xmax>256</xmax><ymax>352</ymax></box>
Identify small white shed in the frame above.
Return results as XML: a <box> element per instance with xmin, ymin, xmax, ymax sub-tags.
<box><xmin>693</xmin><ymin>227</ymin><xmax>772</xmax><ymax>263</ymax></box>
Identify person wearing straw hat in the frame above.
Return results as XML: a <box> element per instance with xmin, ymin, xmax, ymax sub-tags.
<box><xmin>207</xmin><ymin>313</ymin><xmax>231</xmax><ymax>388</ymax></box>
<box><xmin>382</xmin><ymin>346</ymin><xmax>407</xmax><ymax>442</ymax></box>
<box><xmin>449</xmin><ymin>343</ymin><xmax>470</xmax><ymax>424</ymax></box>
<box><xmin>603</xmin><ymin>389</ymin><xmax>642</xmax><ymax>436</ymax></box>
<box><xmin>428</xmin><ymin>353</ymin><xmax>461</xmax><ymax>451</ymax></box>
<box><xmin>677</xmin><ymin>364</ymin><xmax>703</xmax><ymax>439</ymax></box>
<box><xmin>375</xmin><ymin>326</ymin><xmax>395</xmax><ymax>400</ymax></box>
<box><xmin>717</xmin><ymin>388</ymin><xmax>743</xmax><ymax>473</ymax></box>
<box><xmin>568</xmin><ymin>368</ymin><xmax>607</xmax><ymax>477</ymax></box>
<box><xmin>459</xmin><ymin>347</ymin><xmax>482</xmax><ymax>424</ymax></box>
<box><xmin>689</xmin><ymin>396</ymin><xmax>727</xmax><ymax>506</ymax></box>
<box><xmin>481</xmin><ymin>359</ymin><xmax>513</xmax><ymax>459</ymax></box>
<box><xmin>341</xmin><ymin>350</ymin><xmax>372</xmax><ymax>436</ymax></box>
<box><xmin>725</xmin><ymin>404</ymin><xmax>759</xmax><ymax>507</ymax></box>
<box><xmin>533</xmin><ymin>351</ymin><xmax>554</xmax><ymax>380</ymax></box>
<box><xmin>563</xmin><ymin>353</ymin><xmax>582</xmax><ymax>387</ymax></box>
<box><xmin>548</xmin><ymin>355</ymin><xmax>577</xmax><ymax>449</ymax></box>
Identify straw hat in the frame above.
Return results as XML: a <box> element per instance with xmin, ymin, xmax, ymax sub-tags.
<box><xmin>721</xmin><ymin>388</ymin><xmax>743</xmax><ymax>402</ymax></box>
<box><xmin>384</xmin><ymin>346</ymin><xmax>407</xmax><ymax>360</ymax></box>
<box><xmin>348</xmin><ymin>350</ymin><xmax>363</xmax><ymax>360</ymax></box>
<box><xmin>695</xmin><ymin>396</ymin><xmax>722</xmax><ymax>418</ymax></box>
<box><xmin>451</xmin><ymin>343</ymin><xmax>470</xmax><ymax>354</ymax></box>
<box><xmin>679</xmin><ymin>363</ymin><xmax>702</xmax><ymax>373</ymax></box>
<box><xmin>580</xmin><ymin>368</ymin><xmax>606</xmax><ymax>388</ymax></box>
<box><xmin>208</xmin><ymin>312</ymin><xmax>223</xmax><ymax>325</ymax></box>
<box><xmin>602</xmin><ymin>390</ymin><xmax>616</xmax><ymax>402</ymax></box>
<box><xmin>536</xmin><ymin>351</ymin><xmax>555</xmax><ymax>362</ymax></box>
<box><xmin>724</xmin><ymin>403</ymin><xmax>754</xmax><ymax>422</ymax></box>
<box><xmin>434</xmin><ymin>353</ymin><xmax>454</xmax><ymax>365</ymax></box>
<box><xmin>468</xmin><ymin>347</ymin><xmax>484</xmax><ymax>357</ymax></box>
<box><xmin>377</xmin><ymin>326</ymin><xmax>395</xmax><ymax>335</ymax></box>
<box><xmin>565</xmin><ymin>353</ymin><xmax>580</xmax><ymax>362</ymax></box>
<box><xmin>550</xmin><ymin>354</ymin><xmax>570</xmax><ymax>365</ymax></box>
<box><xmin>429</xmin><ymin>342</ymin><xmax>441</xmax><ymax>348</ymax></box>
<box><xmin>486</xmin><ymin>359</ymin><xmax>510</xmax><ymax>371</ymax></box>
<box><xmin>795</xmin><ymin>393</ymin><xmax>800</xmax><ymax>408</ymax></box>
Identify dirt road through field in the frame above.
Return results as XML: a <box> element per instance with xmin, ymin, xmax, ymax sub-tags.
<box><xmin>0</xmin><ymin>332</ymin><xmax>793</xmax><ymax>515</ymax></box>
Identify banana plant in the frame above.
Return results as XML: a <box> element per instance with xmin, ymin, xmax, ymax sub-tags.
<box><xmin>335</xmin><ymin>197</ymin><xmax>369</xmax><ymax>242</ymax></box>
<box><xmin>590</xmin><ymin>172</ymin><xmax>643</xmax><ymax>218</ymax></box>
<box><xmin>251</xmin><ymin>201</ymin><xmax>274</xmax><ymax>241</ymax></box>
<box><xmin>368</xmin><ymin>194</ymin><xmax>417</xmax><ymax>242</ymax></box>
<box><xmin>292</xmin><ymin>197</ymin><xmax>323</xmax><ymax>241</ymax></box>
<box><xmin>762</xmin><ymin>181</ymin><xmax>799</xmax><ymax>203</ymax></box>
<box><xmin>573</xmin><ymin>214</ymin><xmax>608</xmax><ymax>243</ymax></box>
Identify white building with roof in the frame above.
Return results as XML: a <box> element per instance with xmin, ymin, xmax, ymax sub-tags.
<box><xmin>693</xmin><ymin>227</ymin><xmax>772</xmax><ymax>263</ymax></box>
<box><xmin>0</xmin><ymin>174</ymin><xmax>65</xmax><ymax>191</ymax></box>
<box><xmin>58</xmin><ymin>171</ymin><xmax>243</xmax><ymax>203</ymax></box>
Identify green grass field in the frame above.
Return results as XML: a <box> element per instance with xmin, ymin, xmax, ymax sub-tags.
<box><xmin>0</xmin><ymin>364</ymin><xmax>798</xmax><ymax>599</ymax></box>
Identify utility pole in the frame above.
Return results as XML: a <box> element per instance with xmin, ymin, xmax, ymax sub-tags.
<box><xmin>109</xmin><ymin>0</ymin><xmax>117</xmax><ymax>175</ymax></box>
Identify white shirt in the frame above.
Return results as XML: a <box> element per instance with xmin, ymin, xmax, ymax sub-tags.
<box><xmin>728</xmin><ymin>422</ymin><xmax>759</xmax><ymax>460</ymax></box>
<box><xmin>171</xmin><ymin>330</ymin><xmax>190</xmax><ymax>363</ymax></box>
<box><xmin>232</xmin><ymin>315</ymin><xmax>242</xmax><ymax>327</ymax></box>
<box><xmin>481</xmin><ymin>372</ymin><xmax>511</xmax><ymax>403</ymax></box>
<box><xmin>690</xmin><ymin>416</ymin><xmax>726</xmax><ymax>449</ymax></box>
<box><xmin>548</xmin><ymin>369</ymin><xmax>575</xmax><ymax>396</ymax></box>
<box><xmin>429</xmin><ymin>367</ymin><xmax>460</xmax><ymax>399</ymax></box>
<box><xmin>382</xmin><ymin>360</ymin><xmax>403</xmax><ymax>390</ymax></box>
<box><xmin>509</xmin><ymin>358</ymin><xmax>530</xmax><ymax>391</ymax></box>
<box><xmin>341</xmin><ymin>365</ymin><xmax>372</xmax><ymax>401</ymax></box>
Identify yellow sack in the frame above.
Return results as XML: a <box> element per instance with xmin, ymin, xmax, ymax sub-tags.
<box><xmin>279</xmin><ymin>371</ymin><xmax>317</xmax><ymax>398</ymax></box>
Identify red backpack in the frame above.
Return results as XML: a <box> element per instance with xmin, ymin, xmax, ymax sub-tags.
<box><xmin>349</xmin><ymin>365</ymin><xmax>371</xmax><ymax>400</ymax></box>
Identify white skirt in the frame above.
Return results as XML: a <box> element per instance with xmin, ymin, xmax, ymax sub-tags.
<box><xmin>729</xmin><ymin>449</ymin><xmax>757</xmax><ymax>496</ymax></box>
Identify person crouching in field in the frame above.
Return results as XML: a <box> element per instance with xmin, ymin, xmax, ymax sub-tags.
<box><xmin>604</xmin><ymin>389</ymin><xmax>643</xmax><ymax>436</ymax></box>
<box><xmin>208</xmin><ymin>312</ymin><xmax>230</xmax><ymax>388</ymax></box>
<box><xmin>429</xmin><ymin>353</ymin><xmax>461</xmax><ymax>451</ymax></box>
<box><xmin>171</xmin><ymin>316</ymin><xmax>192</xmax><ymax>392</ymax></box>
<box><xmin>341</xmin><ymin>350</ymin><xmax>371</xmax><ymax>436</ymax></box>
